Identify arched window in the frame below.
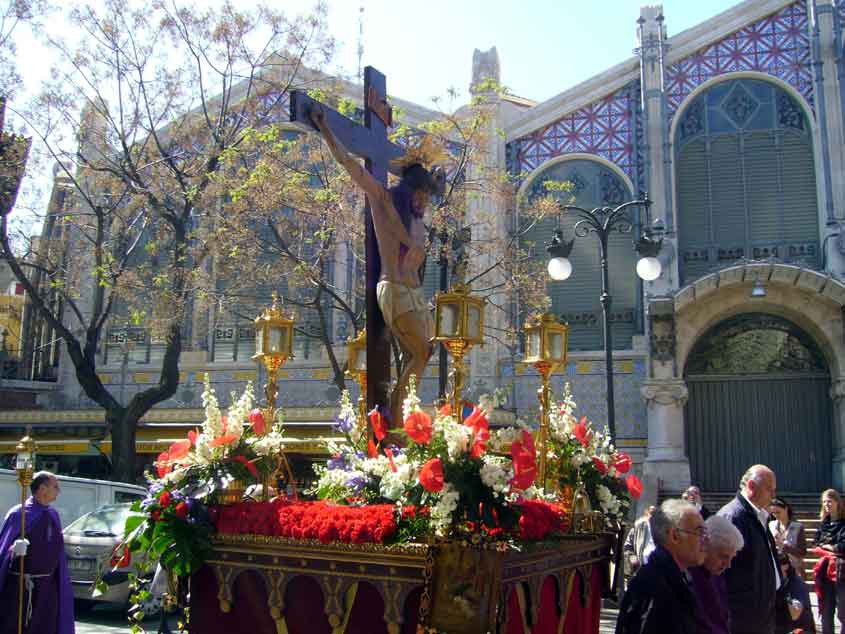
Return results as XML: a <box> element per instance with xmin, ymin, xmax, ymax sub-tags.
<box><xmin>675</xmin><ymin>79</ymin><xmax>819</xmax><ymax>285</ymax></box>
<box><xmin>521</xmin><ymin>159</ymin><xmax>639</xmax><ymax>350</ymax></box>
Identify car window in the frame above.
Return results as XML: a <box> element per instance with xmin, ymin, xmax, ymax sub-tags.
<box><xmin>65</xmin><ymin>504</ymin><xmax>132</xmax><ymax>536</ymax></box>
<box><xmin>114</xmin><ymin>490</ymin><xmax>145</xmax><ymax>504</ymax></box>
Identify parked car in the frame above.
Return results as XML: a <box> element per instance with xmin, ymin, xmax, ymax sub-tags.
<box><xmin>0</xmin><ymin>469</ymin><xmax>146</xmax><ymax>528</ymax></box>
<box><xmin>63</xmin><ymin>503</ymin><xmax>160</xmax><ymax>615</ymax></box>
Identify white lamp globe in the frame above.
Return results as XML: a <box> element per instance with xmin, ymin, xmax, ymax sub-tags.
<box><xmin>547</xmin><ymin>257</ymin><xmax>572</xmax><ymax>281</ymax></box>
<box><xmin>636</xmin><ymin>256</ymin><xmax>662</xmax><ymax>281</ymax></box>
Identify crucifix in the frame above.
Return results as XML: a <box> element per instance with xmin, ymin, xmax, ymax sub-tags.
<box><xmin>290</xmin><ymin>66</ymin><xmax>438</xmax><ymax>421</ymax></box>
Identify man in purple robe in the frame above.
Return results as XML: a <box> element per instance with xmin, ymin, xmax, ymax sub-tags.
<box><xmin>0</xmin><ymin>471</ymin><xmax>74</xmax><ymax>634</ymax></box>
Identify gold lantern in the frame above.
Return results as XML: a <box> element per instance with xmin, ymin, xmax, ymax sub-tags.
<box><xmin>253</xmin><ymin>292</ymin><xmax>295</xmax><ymax>412</ymax></box>
<box><xmin>522</xmin><ymin>313</ymin><xmax>569</xmax><ymax>490</ymax></box>
<box><xmin>345</xmin><ymin>329</ymin><xmax>367</xmax><ymax>429</ymax></box>
<box><xmin>431</xmin><ymin>284</ymin><xmax>486</xmax><ymax>417</ymax></box>
<box><xmin>252</xmin><ymin>293</ymin><xmax>296</xmax><ymax>501</ymax></box>
<box><xmin>14</xmin><ymin>430</ymin><xmax>35</xmax><ymax>634</ymax></box>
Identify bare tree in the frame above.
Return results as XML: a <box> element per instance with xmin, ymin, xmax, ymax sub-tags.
<box><xmin>1</xmin><ymin>0</ymin><xmax>333</xmax><ymax>482</ymax></box>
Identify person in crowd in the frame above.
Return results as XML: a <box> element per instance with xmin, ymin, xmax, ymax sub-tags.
<box><xmin>684</xmin><ymin>485</ymin><xmax>713</xmax><ymax>519</ymax></box>
<box><xmin>813</xmin><ymin>488</ymin><xmax>845</xmax><ymax>634</ymax></box>
<box><xmin>623</xmin><ymin>505</ymin><xmax>657</xmax><ymax>579</ymax></box>
<box><xmin>689</xmin><ymin>514</ymin><xmax>744</xmax><ymax>634</ymax></box>
<box><xmin>769</xmin><ymin>497</ymin><xmax>806</xmax><ymax>579</ymax></box>
<box><xmin>717</xmin><ymin>464</ymin><xmax>780</xmax><ymax>634</ymax></box>
<box><xmin>615</xmin><ymin>499</ymin><xmax>706</xmax><ymax>634</ymax></box>
<box><xmin>775</xmin><ymin>551</ymin><xmax>815</xmax><ymax>633</ymax></box>
<box><xmin>0</xmin><ymin>471</ymin><xmax>74</xmax><ymax>634</ymax></box>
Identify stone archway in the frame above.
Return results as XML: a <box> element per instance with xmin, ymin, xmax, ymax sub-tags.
<box><xmin>643</xmin><ymin>262</ymin><xmax>845</xmax><ymax>492</ymax></box>
<box><xmin>683</xmin><ymin>312</ymin><xmax>831</xmax><ymax>493</ymax></box>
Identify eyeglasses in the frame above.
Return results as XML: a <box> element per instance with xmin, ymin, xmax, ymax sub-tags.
<box><xmin>676</xmin><ymin>526</ymin><xmax>708</xmax><ymax>541</ymax></box>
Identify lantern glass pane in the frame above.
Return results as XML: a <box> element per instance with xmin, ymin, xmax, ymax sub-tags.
<box><xmin>527</xmin><ymin>331</ymin><xmax>541</xmax><ymax>360</ymax></box>
<box><xmin>548</xmin><ymin>332</ymin><xmax>564</xmax><ymax>361</ymax></box>
<box><xmin>15</xmin><ymin>453</ymin><xmax>30</xmax><ymax>471</ymax></box>
<box><xmin>255</xmin><ymin>326</ymin><xmax>264</xmax><ymax>355</ymax></box>
<box><xmin>439</xmin><ymin>303</ymin><xmax>459</xmax><ymax>337</ymax></box>
<box><xmin>467</xmin><ymin>305</ymin><xmax>481</xmax><ymax>339</ymax></box>
<box><xmin>353</xmin><ymin>346</ymin><xmax>366</xmax><ymax>371</ymax></box>
<box><xmin>269</xmin><ymin>326</ymin><xmax>283</xmax><ymax>353</ymax></box>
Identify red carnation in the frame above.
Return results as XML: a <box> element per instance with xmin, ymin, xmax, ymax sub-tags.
<box><xmin>249</xmin><ymin>408</ymin><xmax>267</xmax><ymax>436</ymax></box>
<box><xmin>592</xmin><ymin>456</ymin><xmax>608</xmax><ymax>475</ymax></box>
<box><xmin>159</xmin><ymin>490</ymin><xmax>172</xmax><ymax>508</ymax></box>
<box><xmin>174</xmin><ymin>501</ymin><xmax>189</xmax><ymax>520</ymax></box>
<box><xmin>614</xmin><ymin>452</ymin><xmax>632</xmax><ymax>474</ymax></box>
<box><xmin>419</xmin><ymin>458</ymin><xmax>445</xmax><ymax>493</ymax></box>
<box><xmin>403</xmin><ymin>410</ymin><xmax>433</xmax><ymax>444</ymax></box>
<box><xmin>368</xmin><ymin>407</ymin><xmax>387</xmax><ymax>442</ymax></box>
<box><xmin>150</xmin><ymin>510</ymin><xmax>161</xmax><ymax>522</ymax></box>
<box><xmin>626</xmin><ymin>474</ymin><xmax>644</xmax><ymax>499</ymax></box>
<box><xmin>573</xmin><ymin>417</ymin><xmax>592</xmax><ymax>447</ymax></box>
<box><xmin>367</xmin><ymin>436</ymin><xmax>378</xmax><ymax>458</ymax></box>
<box><xmin>510</xmin><ymin>431</ymin><xmax>537</xmax><ymax>490</ymax></box>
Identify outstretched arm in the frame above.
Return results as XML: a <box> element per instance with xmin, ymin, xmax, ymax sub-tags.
<box><xmin>310</xmin><ymin>106</ymin><xmax>384</xmax><ymax>203</ymax></box>
<box><xmin>309</xmin><ymin>106</ymin><xmax>418</xmax><ymax>251</ymax></box>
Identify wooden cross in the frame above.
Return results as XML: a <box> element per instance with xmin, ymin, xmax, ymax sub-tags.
<box><xmin>290</xmin><ymin>66</ymin><xmax>404</xmax><ymax>415</ymax></box>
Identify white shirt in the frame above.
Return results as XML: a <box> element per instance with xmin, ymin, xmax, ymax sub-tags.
<box><xmin>741</xmin><ymin>492</ymin><xmax>780</xmax><ymax>590</ymax></box>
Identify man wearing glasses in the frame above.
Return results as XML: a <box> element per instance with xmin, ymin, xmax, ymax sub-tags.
<box><xmin>717</xmin><ymin>464</ymin><xmax>780</xmax><ymax>634</ymax></box>
<box><xmin>615</xmin><ymin>499</ymin><xmax>707</xmax><ymax>634</ymax></box>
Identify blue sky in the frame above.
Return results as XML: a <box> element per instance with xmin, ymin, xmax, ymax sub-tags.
<box><xmin>323</xmin><ymin>0</ymin><xmax>743</xmax><ymax>107</ymax></box>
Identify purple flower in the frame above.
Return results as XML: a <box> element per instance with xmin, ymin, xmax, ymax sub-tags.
<box><xmin>335</xmin><ymin>411</ymin><xmax>356</xmax><ymax>434</ymax></box>
<box><xmin>346</xmin><ymin>475</ymin><xmax>367</xmax><ymax>494</ymax></box>
<box><xmin>148</xmin><ymin>482</ymin><xmax>163</xmax><ymax>494</ymax></box>
<box><xmin>327</xmin><ymin>454</ymin><xmax>348</xmax><ymax>471</ymax></box>
<box><xmin>141</xmin><ymin>497</ymin><xmax>156</xmax><ymax>510</ymax></box>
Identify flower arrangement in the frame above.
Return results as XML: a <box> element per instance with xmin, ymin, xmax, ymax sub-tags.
<box><xmin>125</xmin><ymin>375</ymin><xmax>287</xmax><ymax>575</ymax></box>
<box><xmin>545</xmin><ymin>385</ymin><xmax>643</xmax><ymax>519</ymax></box>
<box><xmin>312</xmin><ymin>377</ymin><xmax>565</xmax><ymax>542</ymax></box>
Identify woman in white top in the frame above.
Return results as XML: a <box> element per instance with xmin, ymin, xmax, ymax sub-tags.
<box><xmin>769</xmin><ymin>497</ymin><xmax>807</xmax><ymax>579</ymax></box>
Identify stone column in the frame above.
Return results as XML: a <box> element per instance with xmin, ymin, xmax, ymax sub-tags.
<box><xmin>640</xmin><ymin>378</ymin><xmax>691</xmax><ymax>491</ymax></box>
<box><xmin>466</xmin><ymin>47</ymin><xmax>508</xmax><ymax>398</ymax></box>
<box><xmin>831</xmin><ymin>377</ymin><xmax>845</xmax><ymax>489</ymax></box>
<box><xmin>637</xmin><ymin>6</ymin><xmax>678</xmax><ymax>296</ymax></box>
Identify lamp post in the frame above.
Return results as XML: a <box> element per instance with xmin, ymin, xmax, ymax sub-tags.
<box><xmin>345</xmin><ymin>329</ymin><xmax>368</xmax><ymax>428</ymax></box>
<box><xmin>522</xmin><ymin>313</ymin><xmax>569</xmax><ymax>490</ymax></box>
<box><xmin>546</xmin><ymin>192</ymin><xmax>664</xmax><ymax>441</ymax></box>
<box><xmin>15</xmin><ymin>430</ymin><xmax>35</xmax><ymax>634</ymax></box>
<box><xmin>431</xmin><ymin>284</ymin><xmax>485</xmax><ymax>417</ymax></box>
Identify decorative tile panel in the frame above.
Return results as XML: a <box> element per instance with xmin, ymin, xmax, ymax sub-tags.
<box><xmin>508</xmin><ymin>81</ymin><xmax>640</xmax><ymax>183</ymax></box>
<box><xmin>665</xmin><ymin>1</ymin><xmax>813</xmax><ymax>118</ymax></box>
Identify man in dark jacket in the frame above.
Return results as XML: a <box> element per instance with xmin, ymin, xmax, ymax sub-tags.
<box><xmin>615</xmin><ymin>499</ymin><xmax>706</xmax><ymax>634</ymax></box>
<box><xmin>718</xmin><ymin>464</ymin><xmax>780</xmax><ymax>634</ymax></box>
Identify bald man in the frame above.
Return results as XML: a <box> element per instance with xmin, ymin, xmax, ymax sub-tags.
<box><xmin>718</xmin><ymin>464</ymin><xmax>781</xmax><ymax>634</ymax></box>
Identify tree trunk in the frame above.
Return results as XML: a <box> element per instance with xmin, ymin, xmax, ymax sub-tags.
<box><xmin>107</xmin><ymin>407</ymin><xmax>137</xmax><ymax>483</ymax></box>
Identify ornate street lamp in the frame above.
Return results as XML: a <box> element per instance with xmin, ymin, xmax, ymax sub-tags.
<box><xmin>432</xmin><ymin>284</ymin><xmax>485</xmax><ymax>417</ymax></box>
<box><xmin>545</xmin><ymin>192</ymin><xmax>664</xmax><ymax>441</ymax></box>
<box><xmin>15</xmin><ymin>430</ymin><xmax>35</xmax><ymax>634</ymax></box>
<box><xmin>522</xmin><ymin>313</ymin><xmax>569</xmax><ymax>490</ymax></box>
<box><xmin>253</xmin><ymin>292</ymin><xmax>295</xmax><ymax>413</ymax></box>
<box><xmin>345</xmin><ymin>329</ymin><xmax>368</xmax><ymax>428</ymax></box>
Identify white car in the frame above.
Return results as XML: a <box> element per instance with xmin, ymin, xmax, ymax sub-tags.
<box><xmin>63</xmin><ymin>503</ymin><xmax>160</xmax><ymax>615</ymax></box>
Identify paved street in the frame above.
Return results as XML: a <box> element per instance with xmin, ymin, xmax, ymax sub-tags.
<box><xmin>75</xmin><ymin>604</ymin><xmax>178</xmax><ymax>634</ymax></box>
